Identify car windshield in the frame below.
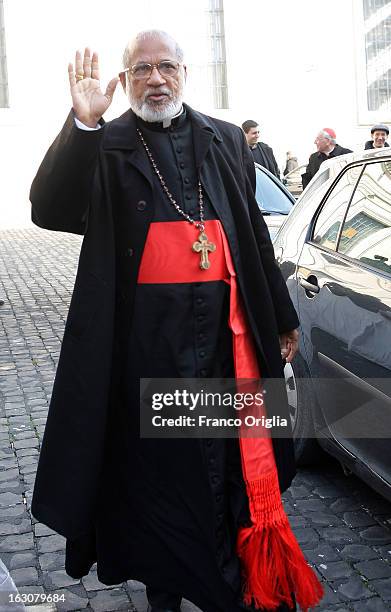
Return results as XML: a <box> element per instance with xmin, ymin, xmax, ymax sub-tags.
<box><xmin>255</xmin><ymin>166</ymin><xmax>293</xmax><ymax>214</ymax></box>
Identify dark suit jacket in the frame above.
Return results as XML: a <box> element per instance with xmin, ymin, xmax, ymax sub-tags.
<box><xmin>30</xmin><ymin>104</ymin><xmax>299</xmax><ymax>538</ymax></box>
<box><xmin>250</xmin><ymin>142</ymin><xmax>280</xmax><ymax>178</ymax></box>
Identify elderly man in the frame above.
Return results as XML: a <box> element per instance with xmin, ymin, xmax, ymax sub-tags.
<box><xmin>301</xmin><ymin>128</ymin><xmax>352</xmax><ymax>189</ymax></box>
<box><xmin>365</xmin><ymin>124</ymin><xmax>390</xmax><ymax>149</ymax></box>
<box><xmin>30</xmin><ymin>31</ymin><xmax>323</xmax><ymax>612</ymax></box>
<box><xmin>242</xmin><ymin>120</ymin><xmax>280</xmax><ymax>178</ymax></box>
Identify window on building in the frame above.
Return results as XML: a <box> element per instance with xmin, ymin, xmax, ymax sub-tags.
<box><xmin>364</xmin><ymin>0</ymin><xmax>390</xmax><ymax>19</ymax></box>
<box><xmin>0</xmin><ymin>0</ymin><xmax>8</xmax><ymax>108</ymax></box>
<box><xmin>206</xmin><ymin>0</ymin><xmax>229</xmax><ymax>109</ymax></box>
<box><xmin>356</xmin><ymin>0</ymin><xmax>391</xmax><ymax>122</ymax></box>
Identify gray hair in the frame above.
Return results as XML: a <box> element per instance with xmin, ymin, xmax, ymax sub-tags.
<box><xmin>122</xmin><ymin>30</ymin><xmax>184</xmax><ymax>69</ymax></box>
<box><xmin>319</xmin><ymin>129</ymin><xmax>336</xmax><ymax>144</ymax></box>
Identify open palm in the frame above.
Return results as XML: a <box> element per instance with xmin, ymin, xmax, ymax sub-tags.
<box><xmin>68</xmin><ymin>48</ymin><xmax>119</xmax><ymax>127</ymax></box>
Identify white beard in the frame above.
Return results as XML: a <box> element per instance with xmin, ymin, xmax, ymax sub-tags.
<box><xmin>130</xmin><ymin>95</ymin><xmax>183</xmax><ymax>122</ymax></box>
<box><xmin>127</xmin><ymin>73</ymin><xmax>185</xmax><ymax>123</ymax></box>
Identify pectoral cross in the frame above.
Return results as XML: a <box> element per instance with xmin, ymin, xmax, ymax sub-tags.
<box><xmin>192</xmin><ymin>231</ymin><xmax>216</xmax><ymax>270</ymax></box>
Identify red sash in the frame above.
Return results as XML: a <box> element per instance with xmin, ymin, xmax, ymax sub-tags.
<box><xmin>138</xmin><ymin>220</ymin><xmax>323</xmax><ymax>611</ymax></box>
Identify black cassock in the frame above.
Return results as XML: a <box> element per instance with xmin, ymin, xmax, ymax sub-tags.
<box><xmin>67</xmin><ymin>112</ymin><xmax>253</xmax><ymax>611</ymax></box>
<box><xmin>31</xmin><ymin>106</ymin><xmax>299</xmax><ymax>612</ymax></box>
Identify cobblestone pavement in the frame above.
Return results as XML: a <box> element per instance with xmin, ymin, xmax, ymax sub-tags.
<box><xmin>1</xmin><ymin>228</ymin><xmax>391</xmax><ymax>611</ymax></box>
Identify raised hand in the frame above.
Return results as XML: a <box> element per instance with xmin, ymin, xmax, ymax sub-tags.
<box><xmin>68</xmin><ymin>48</ymin><xmax>119</xmax><ymax>128</ymax></box>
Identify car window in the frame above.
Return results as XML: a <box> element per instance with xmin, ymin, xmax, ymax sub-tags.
<box><xmin>255</xmin><ymin>166</ymin><xmax>293</xmax><ymax>215</ymax></box>
<box><xmin>300</xmin><ymin>167</ymin><xmax>330</xmax><ymax>204</ymax></box>
<box><xmin>312</xmin><ymin>165</ymin><xmax>363</xmax><ymax>250</ymax></box>
<box><xmin>337</xmin><ymin>161</ymin><xmax>391</xmax><ymax>275</ymax></box>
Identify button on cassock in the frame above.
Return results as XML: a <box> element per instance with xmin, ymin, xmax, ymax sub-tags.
<box><xmin>136</xmin><ymin>200</ymin><xmax>147</xmax><ymax>211</ymax></box>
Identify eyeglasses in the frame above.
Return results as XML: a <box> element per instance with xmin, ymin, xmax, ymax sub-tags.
<box><xmin>122</xmin><ymin>61</ymin><xmax>181</xmax><ymax>80</ymax></box>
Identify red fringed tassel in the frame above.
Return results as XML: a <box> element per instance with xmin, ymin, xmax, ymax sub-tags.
<box><xmin>237</xmin><ymin>521</ymin><xmax>324</xmax><ymax>611</ymax></box>
<box><xmin>237</xmin><ymin>473</ymin><xmax>324</xmax><ymax>611</ymax></box>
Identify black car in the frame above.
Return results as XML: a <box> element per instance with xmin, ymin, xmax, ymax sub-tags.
<box><xmin>274</xmin><ymin>148</ymin><xmax>391</xmax><ymax>501</ymax></box>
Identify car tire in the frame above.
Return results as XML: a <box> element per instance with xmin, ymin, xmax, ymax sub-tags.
<box><xmin>284</xmin><ymin>353</ymin><xmax>323</xmax><ymax>466</ymax></box>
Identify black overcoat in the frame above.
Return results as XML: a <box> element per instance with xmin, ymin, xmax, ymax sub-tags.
<box><xmin>30</xmin><ymin>104</ymin><xmax>299</xmax><ymax>541</ymax></box>
<box><xmin>301</xmin><ymin>143</ymin><xmax>353</xmax><ymax>188</ymax></box>
<box><xmin>364</xmin><ymin>140</ymin><xmax>390</xmax><ymax>149</ymax></box>
<box><xmin>253</xmin><ymin>142</ymin><xmax>280</xmax><ymax>178</ymax></box>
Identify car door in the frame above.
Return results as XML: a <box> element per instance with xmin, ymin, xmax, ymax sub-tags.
<box><xmin>296</xmin><ymin>159</ymin><xmax>391</xmax><ymax>483</ymax></box>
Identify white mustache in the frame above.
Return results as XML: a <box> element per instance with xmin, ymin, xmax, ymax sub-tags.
<box><xmin>143</xmin><ymin>87</ymin><xmax>172</xmax><ymax>100</ymax></box>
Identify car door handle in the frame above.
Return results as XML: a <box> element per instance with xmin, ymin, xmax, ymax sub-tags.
<box><xmin>299</xmin><ymin>276</ymin><xmax>320</xmax><ymax>294</ymax></box>
<box><xmin>274</xmin><ymin>247</ymin><xmax>283</xmax><ymax>263</ymax></box>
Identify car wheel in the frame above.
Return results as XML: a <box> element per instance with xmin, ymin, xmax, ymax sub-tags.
<box><xmin>284</xmin><ymin>354</ymin><xmax>322</xmax><ymax>466</ymax></box>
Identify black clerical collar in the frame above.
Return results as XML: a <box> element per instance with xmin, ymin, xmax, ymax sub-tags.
<box><xmin>136</xmin><ymin>107</ymin><xmax>187</xmax><ymax>132</ymax></box>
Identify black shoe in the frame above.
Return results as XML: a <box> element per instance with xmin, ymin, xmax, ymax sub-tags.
<box><xmin>146</xmin><ymin>585</ymin><xmax>182</xmax><ymax>611</ymax></box>
<box><xmin>147</xmin><ymin>606</ymin><xmax>181</xmax><ymax>612</ymax></box>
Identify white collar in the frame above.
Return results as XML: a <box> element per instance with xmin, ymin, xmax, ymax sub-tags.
<box><xmin>162</xmin><ymin>106</ymin><xmax>185</xmax><ymax>128</ymax></box>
